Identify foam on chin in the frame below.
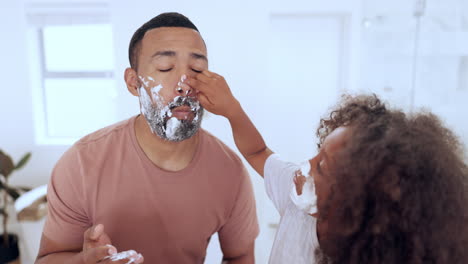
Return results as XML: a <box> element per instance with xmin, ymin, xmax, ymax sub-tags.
<box><xmin>138</xmin><ymin>81</ymin><xmax>203</xmax><ymax>141</ymax></box>
<box><xmin>165</xmin><ymin>117</ymin><xmax>181</xmax><ymax>140</ymax></box>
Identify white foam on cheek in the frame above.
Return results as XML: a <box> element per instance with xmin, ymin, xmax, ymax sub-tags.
<box><xmin>138</xmin><ymin>76</ymin><xmax>150</xmax><ymax>87</ymax></box>
<box><xmin>137</xmin><ymin>75</ymin><xmax>166</xmax><ymax>128</ymax></box>
<box><xmin>138</xmin><ymin>75</ymin><xmax>163</xmax><ymax>104</ymax></box>
<box><xmin>139</xmin><ymin>85</ymin><xmax>163</xmax><ymax>134</ymax></box>
<box><xmin>139</xmin><ymin>87</ymin><xmax>153</xmax><ymax>118</ymax></box>
<box><xmin>150</xmin><ymin>84</ymin><xmax>164</xmax><ymax>104</ymax></box>
<box><xmin>165</xmin><ymin>117</ymin><xmax>182</xmax><ymax>139</ymax></box>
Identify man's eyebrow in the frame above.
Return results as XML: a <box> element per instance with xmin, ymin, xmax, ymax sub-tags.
<box><xmin>151</xmin><ymin>51</ymin><xmax>207</xmax><ymax>62</ymax></box>
<box><xmin>151</xmin><ymin>51</ymin><xmax>176</xmax><ymax>58</ymax></box>
<box><xmin>191</xmin><ymin>52</ymin><xmax>208</xmax><ymax>61</ymax></box>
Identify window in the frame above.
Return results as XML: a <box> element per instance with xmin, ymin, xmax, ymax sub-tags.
<box><xmin>27</xmin><ymin>3</ymin><xmax>118</xmax><ymax>144</ymax></box>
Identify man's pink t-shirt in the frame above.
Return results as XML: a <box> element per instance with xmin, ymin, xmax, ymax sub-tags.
<box><xmin>44</xmin><ymin>116</ymin><xmax>259</xmax><ymax>263</ymax></box>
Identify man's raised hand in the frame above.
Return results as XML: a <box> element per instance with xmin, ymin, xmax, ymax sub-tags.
<box><xmin>81</xmin><ymin>224</ymin><xmax>143</xmax><ymax>264</ymax></box>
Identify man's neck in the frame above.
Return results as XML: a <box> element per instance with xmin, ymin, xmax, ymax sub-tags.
<box><xmin>134</xmin><ymin>115</ymin><xmax>200</xmax><ymax>172</ymax></box>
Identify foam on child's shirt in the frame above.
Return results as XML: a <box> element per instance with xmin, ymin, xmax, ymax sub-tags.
<box><xmin>289</xmin><ymin>161</ymin><xmax>318</xmax><ymax>215</ymax></box>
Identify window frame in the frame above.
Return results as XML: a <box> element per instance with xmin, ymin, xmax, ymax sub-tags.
<box><xmin>27</xmin><ymin>3</ymin><xmax>116</xmax><ymax>145</ymax></box>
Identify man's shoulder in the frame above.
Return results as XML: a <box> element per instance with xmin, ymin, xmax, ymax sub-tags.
<box><xmin>60</xmin><ymin>116</ymin><xmax>135</xmax><ymax>163</ymax></box>
<box><xmin>75</xmin><ymin>117</ymin><xmax>134</xmax><ymax>147</ymax></box>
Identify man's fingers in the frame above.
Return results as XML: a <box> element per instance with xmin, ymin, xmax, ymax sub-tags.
<box><xmin>83</xmin><ymin>225</ymin><xmax>94</xmax><ymax>241</ymax></box>
<box><xmin>92</xmin><ymin>224</ymin><xmax>104</xmax><ymax>240</ymax></box>
<box><xmin>84</xmin><ymin>224</ymin><xmax>104</xmax><ymax>242</ymax></box>
<box><xmin>83</xmin><ymin>244</ymin><xmax>116</xmax><ymax>263</ymax></box>
<box><xmin>83</xmin><ymin>223</ymin><xmax>114</xmax><ymax>251</ymax></box>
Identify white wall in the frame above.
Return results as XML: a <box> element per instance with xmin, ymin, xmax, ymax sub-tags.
<box><xmin>360</xmin><ymin>0</ymin><xmax>468</xmax><ymax>149</ymax></box>
<box><xmin>1</xmin><ymin>0</ymin><xmax>467</xmax><ymax>263</ymax></box>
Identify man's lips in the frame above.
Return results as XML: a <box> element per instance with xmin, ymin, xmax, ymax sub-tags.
<box><xmin>171</xmin><ymin>106</ymin><xmax>192</xmax><ymax>113</ymax></box>
<box><xmin>170</xmin><ymin>106</ymin><xmax>194</xmax><ymax>119</ymax></box>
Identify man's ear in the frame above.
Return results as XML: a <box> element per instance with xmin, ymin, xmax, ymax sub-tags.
<box><xmin>124</xmin><ymin>67</ymin><xmax>140</xmax><ymax>96</ymax></box>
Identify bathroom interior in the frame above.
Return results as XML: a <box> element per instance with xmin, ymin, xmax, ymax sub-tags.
<box><xmin>1</xmin><ymin>0</ymin><xmax>467</xmax><ymax>263</ymax></box>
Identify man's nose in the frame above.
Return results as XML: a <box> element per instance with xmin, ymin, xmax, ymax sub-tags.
<box><xmin>175</xmin><ymin>73</ymin><xmax>193</xmax><ymax>96</ymax></box>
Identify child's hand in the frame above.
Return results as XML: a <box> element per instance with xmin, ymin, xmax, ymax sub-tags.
<box><xmin>293</xmin><ymin>170</ymin><xmax>307</xmax><ymax>195</ymax></box>
<box><xmin>185</xmin><ymin>71</ymin><xmax>240</xmax><ymax>118</ymax></box>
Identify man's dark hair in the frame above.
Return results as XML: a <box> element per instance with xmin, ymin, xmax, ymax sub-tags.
<box><xmin>315</xmin><ymin>94</ymin><xmax>468</xmax><ymax>263</ymax></box>
<box><xmin>128</xmin><ymin>12</ymin><xmax>199</xmax><ymax>70</ymax></box>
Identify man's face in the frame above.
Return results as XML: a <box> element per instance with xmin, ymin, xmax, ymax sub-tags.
<box><xmin>128</xmin><ymin>27</ymin><xmax>208</xmax><ymax>141</ymax></box>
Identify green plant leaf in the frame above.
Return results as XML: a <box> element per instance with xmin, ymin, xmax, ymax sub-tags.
<box><xmin>15</xmin><ymin>152</ymin><xmax>31</xmax><ymax>171</ymax></box>
<box><xmin>0</xmin><ymin>150</ymin><xmax>15</xmax><ymax>177</ymax></box>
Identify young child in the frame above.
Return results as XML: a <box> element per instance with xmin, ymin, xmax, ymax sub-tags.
<box><xmin>183</xmin><ymin>71</ymin><xmax>328</xmax><ymax>263</ymax></box>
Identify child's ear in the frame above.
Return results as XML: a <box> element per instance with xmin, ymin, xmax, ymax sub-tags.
<box><xmin>124</xmin><ymin>68</ymin><xmax>140</xmax><ymax>96</ymax></box>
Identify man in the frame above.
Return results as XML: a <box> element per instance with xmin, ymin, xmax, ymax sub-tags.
<box><xmin>36</xmin><ymin>12</ymin><xmax>258</xmax><ymax>264</ymax></box>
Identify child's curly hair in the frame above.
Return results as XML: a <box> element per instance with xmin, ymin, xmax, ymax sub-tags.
<box><xmin>315</xmin><ymin>94</ymin><xmax>468</xmax><ymax>264</ymax></box>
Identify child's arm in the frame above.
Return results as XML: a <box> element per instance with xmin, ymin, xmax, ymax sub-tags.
<box><xmin>186</xmin><ymin>71</ymin><xmax>273</xmax><ymax>177</ymax></box>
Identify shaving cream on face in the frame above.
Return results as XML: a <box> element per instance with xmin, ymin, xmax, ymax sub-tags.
<box><xmin>150</xmin><ymin>85</ymin><xmax>164</xmax><ymax>104</ymax></box>
<box><xmin>166</xmin><ymin>117</ymin><xmax>181</xmax><ymax>139</ymax></box>
<box><xmin>290</xmin><ymin>161</ymin><xmax>318</xmax><ymax>215</ymax></box>
<box><xmin>137</xmin><ymin>75</ymin><xmax>204</xmax><ymax>142</ymax></box>
<box><xmin>138</xmin><ymin>76</ymin><xmax>150</xmax><ymax>88</ymax></box>
<box><xmin>138</xmin><ymin>85</ymin><xmax>156</xmax><ymax>134</ymax></box>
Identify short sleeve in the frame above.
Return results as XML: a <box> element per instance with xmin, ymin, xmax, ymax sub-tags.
<box><xmin>218</xmin><ymin>166</ymin><xmax>259</xmax><ymax>254</ymax></box>
<box><xmin>264</xmin><ymin>154</ymin><xmax>298</xmax><ymax>216</ymax></box>
<box><xmin>43</xmin><ymin>147</ymin><xmax>90</xmax><ymax>246</ymax></box>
